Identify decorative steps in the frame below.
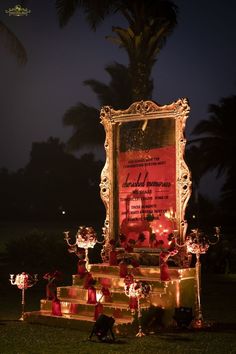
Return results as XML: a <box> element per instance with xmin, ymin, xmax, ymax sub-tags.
<box><xmin>25</xmin><ymin>264</ymin><xmax>196</xmax><ymax>332</ymax></box>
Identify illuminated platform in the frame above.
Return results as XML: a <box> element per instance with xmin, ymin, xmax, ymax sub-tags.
<box><xmin>25</xmin><ymin>264</ymin><xmax>196</xmax><ymax>333</ymax></box>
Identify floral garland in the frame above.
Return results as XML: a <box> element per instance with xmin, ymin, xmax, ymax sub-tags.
<box><xmin>43</xmin><ymin>270</ymin><xmax>62</xmax><ymax>282</ymax></box>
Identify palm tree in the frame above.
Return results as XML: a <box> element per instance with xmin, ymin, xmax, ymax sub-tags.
<box><xmin>56</xmin><ymin>0</ymin><xmax>177</xmax><ymax>100</ymax></box>
<box><xmin>190</xmin><ymin>96</ymin><xmax>235</xmax><ymax>177</ymax></box>
<box><xmin>0</xmin><ymin>20</ymin><xmax>27</xmax><ymax>65</ymax></box>
<box><xmin>106</xmin><ymin>1</ymin><xmax>177</xmax><ymax>100</ymax></box>
<box><xmin>56</xmin><ymin>0</ymin><xmax>178</xmax><ymax>149</ymax></box>
<box><xmin>63</xmin><ymin>62</ymin><xmax>132</xmax><ymax>150</ymax></box>
<box><xmin>187</xmin><ymin>95</ymin><xmax>236</xmax><ymax>221</ymax></box>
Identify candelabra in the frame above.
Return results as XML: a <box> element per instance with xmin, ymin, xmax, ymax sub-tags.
<box><xmin>9</xmin><ymin>272</ymin><xmax>38</xmax><ymax>320</ymax></box>
<box><xmin>64</xmin><ymin>226</ymin><xmax>97</xmax><ymax>271</ymax></box>
<box><xmin>124</xmin><ymin>275</ymin><xmax>151</xmax><ymax>337</ymax></box>
<box><xmin>164</xmin><ymin>210</ymin><xmax>221</xmax><ymax>327</ymax></box>
<box><xmin>185</xmin><ymin>227</ymin><xmax>220</xmax><ymax>328</ymax></box>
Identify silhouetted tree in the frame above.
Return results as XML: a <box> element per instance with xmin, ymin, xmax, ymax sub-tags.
<box><xmin>0</xmin><ymin>138</ymin><xmax>104</xmax><ymax>221</ymax></box>
<box><xmin>56</xmin><ymin>0</ymin><xmax>178</xmax><ymax>150</ymax></box>
<box><xmin>63</xmin><ymin>62</ymin><xmax>132</xmax><ymax>150</ymax></box>
<box><xmin>0</xmin><ymin>19</ymin><xmax>27</xmax><ymax>65</ymax></box>
<box><xmin>187</xmin><ymin>95</ymin><xmax>236</xmax><ymax>227</ymax></box>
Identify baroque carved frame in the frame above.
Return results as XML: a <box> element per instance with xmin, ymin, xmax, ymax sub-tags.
<box><xmin>100</xmin><ymin>99</ymin><xmax>191</xmax><ymax>260</ymax></box>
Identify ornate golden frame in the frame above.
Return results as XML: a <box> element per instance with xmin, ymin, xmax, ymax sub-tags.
<box><xmin>100</xmin><ymin>99</ymin><xmax>191</xmax><ymax>260</ymax></box>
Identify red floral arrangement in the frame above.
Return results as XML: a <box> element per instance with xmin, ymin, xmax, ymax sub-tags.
<box><xmin>125</xmin><ymin>238</ymin><xmax>136</xmax><ymax>252</ymax></box>
<box><xmin>43</xmin><ymin>271</ymin><xmax>62</xmax><ymax>300</ymax></box>
<box><xmin>43</xmin><ymin>270</ymin><xmax>62</xmax><ymax>282</ymax></box>
<box><xmin>119</xmin><ymin>233</ymin><xmax>127</xmax><ymax>244</ymax></box>
<box><xmin>138</xmin><ymin>233</ymin><xmax>146</xmax><ymax>243</ymax></box>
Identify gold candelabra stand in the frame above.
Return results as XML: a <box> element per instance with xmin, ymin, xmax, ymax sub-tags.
<box><xmin>185</xmin><ymin>227</ymin><xmax>220</xmax><ymax>328</ymax></box>
<box><xmin>9</xmin><ymin>272</ymin><xmax>38</xmax><ymax>320</ymax></box>
<box><xmin>124</xmin><ymin>277</ymin><xmax>151</xmax><ymax>337</ymax></box>
<box><xmin>64</xmin><ymin>226</ymin><xmax>98</xmax><ymax>271</ymax></box>
<box><xmin>164</xmin><ymin>210</ymin><xmax>221</xmax><ymax>328</ymax></box>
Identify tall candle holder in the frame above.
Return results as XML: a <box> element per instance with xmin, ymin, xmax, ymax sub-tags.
<box><xmin>64</xmin><ymin>226</ymin><xmax>97</xmax><ymax>271</ymax></box>
<box><xmin>124</xmin><ymin>275</ymin><xmax>151</xmax><ymax>337</ymax></box>
<box><xmin>164</xmin><ymin>210</ymin><xmax>222</xmax><ymax>325</ymax></box>
<box><xmin>185</xmin><ymin>227</ymin><xmax>220</xmax><ymax>328</ymax></box>
<box><xmin>9</xmin><ymin>272</ymin><xmax>38</xmax><ymax>320</ymax></box>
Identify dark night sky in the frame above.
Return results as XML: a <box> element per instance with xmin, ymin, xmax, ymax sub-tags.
<box><xmin>0</xmin><ymin>0</ymin><xmax>236</xmax><ymax>198</ymax></box>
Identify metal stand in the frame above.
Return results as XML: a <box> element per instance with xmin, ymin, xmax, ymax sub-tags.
<box><xmin>19</xmin><ymin>288</ymin><xmax>26</xmax><ymax>321</ymax></box>
<box><xmin>192</xmin><ymin>252</ymin><xmax>204</xmax><ymax>328</ymax></box>
<box><xmin>136</xmin><ymin>298</ymin><xmax>145</xmax><ymax>337</ymax></box>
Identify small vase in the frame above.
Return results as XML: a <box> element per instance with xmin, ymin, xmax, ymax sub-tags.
<box><xmin>109</xmin><ymin>250</ymin><xmax>118</xmax><ymax>266</ymax></box>
<box><xmin>52</xmin><ymin>298</ymin><xmax>62</xmax><ymax>316</ymax></box>
<box><xmin>119</xmin><ymin>262</ymin><xmax>128</xmax><ymax>278</ymax></box>
<box><xmin>87</xmin><ymin>286</ymin><xmax>97</xmax><ymax>304</ymax></box>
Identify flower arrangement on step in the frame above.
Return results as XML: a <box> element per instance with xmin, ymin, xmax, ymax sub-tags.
<box><xmin>43</xmin><ymin>270</ymin><xmax>62</xmax><ymax>300</ymax></box>
<box><xmin>43</xmin><ymin>270</ymin><xmax>63</xmax><ymax>316</ymax></box>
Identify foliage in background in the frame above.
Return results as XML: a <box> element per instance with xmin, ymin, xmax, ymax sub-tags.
<box><xmin>0</xmin><ymin>137</ymin><xmax>104</xmax><ymax>221</ymax></box>
<box><xmin>4</xmin><ymin>228</ymin><xmax>73</xmax><ymax>275</ymax></box>
<box><xmin>63</xmin><ymin>62</ymin><xmax>132</xmax><ymax>150</ymax></box>
<box><xmin>0</xmin><ymin>19</ymin><xmax>27</xmax><ymax>65</ymax></box>
<box><xmin>186</xmin><ymin>95</ymin><xmax>236</xmax><ymax>228</ymax></box>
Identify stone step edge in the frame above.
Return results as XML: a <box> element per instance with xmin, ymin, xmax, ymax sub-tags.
<box><xmin>41</xmin><ymin>298</ymin><xmax>151</xmax><ymax>310</ymax></box>
<box><xmin>26</xmin><ymin>311</ymin><xmax>133</xmax><ymax>325</ymax></box>
<box><xmin>58</xmin><ymin>285</ymin><xmax>166</xmax><ymax>294</ymax></box>
<box><xmin>74</xmin><ymin>273</ymin><xmax>174</xmax><ymax>282</ymax></box>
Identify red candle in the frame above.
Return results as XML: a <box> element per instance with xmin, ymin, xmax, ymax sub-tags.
<box><xmin>70</xmin><ymin>303</ymin><xmax>78</xmax><ymax>315</ymax></box>
<box><xmin>160</xmin><ymin>262</ymin><xmax>171</xmax><ymax>281</ymax></box>
<box><xmin>94</xmin><ymin>302</ymin><xmax>103</xmax><ymax>320</ymax></box>
<box><xmin>87</xmin><ymin>286</ymin><xmax>97</xmax><ymax>304</ymax></box>
<box><xmin>109</xmin><ymin>250</ymin><xmax>118</xmax><ymax>266</ymax></box>
<box><xmin>83</xmin><ymin>273</ymin><xmax>94</xmax><ymax>289</ymax></box>
<box><xmin>52</xmin><ymin>299</ymin><xmax>62</xmax><ymax>316</ymax></box>
<box><xmin>102</xmin><ymin>286</ymin><xmax>112</xmax><ymax>302</ymax></box>
<box><xmin>159</xmin><ymin>250</ymin><xmax>177</xmax><ymax>281</ymax></box>
<box><xmin>119</xmin><ymin>262</ymin><xmax>128</xmax><ymax>278</ymax></box>
<box><xmin>77</xmin><ymin>260</ymin><xmax>87</xmax><ymax>278</ymax></box>
<box><xmin>129</xmin><ymin>297</ymin><xmax>138</xmax><ymax>311</ymax></box>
